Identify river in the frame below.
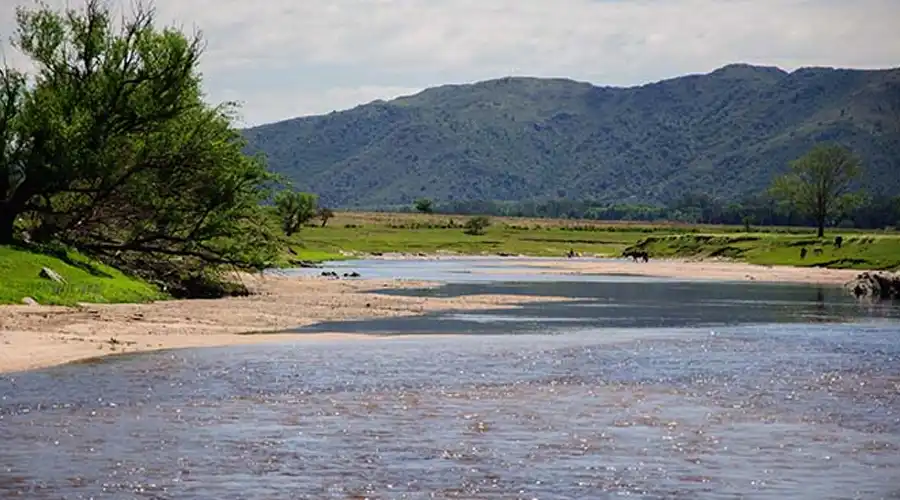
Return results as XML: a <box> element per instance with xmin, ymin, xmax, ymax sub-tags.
<box><xmin>2</xmin><ymin>259</ymin><xmax>899</xmax><ymax>499</ymax></box>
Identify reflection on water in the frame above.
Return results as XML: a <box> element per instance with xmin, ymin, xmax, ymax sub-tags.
<box><xmin>277</xmin><ymin>257</ymin><xmax>700</xmax><ymax>283</ymax></box>
<box><xmin>298</xmin><ymin>279</ymin><xmax>899</xmax><ymax>336</ymax></box>
<box><xmin>2</xmin><ymin>261</ymin><xmax>900</xmax><ymax>499</ymax></box>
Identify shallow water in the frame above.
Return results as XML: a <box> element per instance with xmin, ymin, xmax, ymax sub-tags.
<box><xmin>278</xmin><ymin>257</ymin><xmax>695</xmax><ymax>283</ymax></box>
<box><xmin>299</xmin><ymin>278</ymin><xmax>900</xmax><ymax>335</ymax></box>
<box><xmin>2</xmin><ymin>260</ymin><xmax>900</xmax><ymax>499</ymax></box>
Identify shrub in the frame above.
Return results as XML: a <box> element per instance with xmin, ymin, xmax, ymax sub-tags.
<box><xmin>464</xmin><ymin>216</ymin><xmax>491</xmax><ymax>235</ymax></box>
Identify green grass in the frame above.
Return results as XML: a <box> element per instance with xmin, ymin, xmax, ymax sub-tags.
<box><xmin>4</xmin><ymin>212</ymin><xmax>896</xmax><ymax>306</ymax></box>
<box><xmin>281</xmin><ymin>211</ymin><xmax>900</xmax><ymax>270</ymax></box>
<box><xmin>629</xmin><ymin>233</ymin><xmax>900</xmax><ymax>270</ymax></box>
<box><xmin>0</xmin><ymin>245</ymin><xmax>167</xmax><ymax>306</ymax></box>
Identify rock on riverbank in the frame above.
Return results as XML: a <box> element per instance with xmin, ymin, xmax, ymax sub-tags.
<box><xmin>846</xmin><ymin>271</ymin><xmax>900</xmax><ymax>300</ymax></box>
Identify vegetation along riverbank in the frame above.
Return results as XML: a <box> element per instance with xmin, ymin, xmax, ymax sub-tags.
<box><xmin>2</xmin><ymin>0</ymin><xmax>899</xmax><ymax>309</ymax></box>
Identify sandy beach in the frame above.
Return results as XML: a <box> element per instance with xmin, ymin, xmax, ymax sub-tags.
<box><xmin>367</xmin><ymin>254</ymin><xmax>865</xmax><ymax>285</ymax></box>
<box><xmin>0</xmin><ymin>273</ymin><xmax>571</xmax><ymax>374</ymax></box>
<box><xmin>0</xmin><ymin>258</ymin><xmax>865</xmax><ymax>374</ymax></box>
<box><xmin>515</xmin><ymin>258</ymin><xmax>865</xmax><ymax>284</ymax></box>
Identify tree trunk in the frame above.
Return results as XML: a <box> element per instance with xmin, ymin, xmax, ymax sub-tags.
<box><xmin>816</xmin><ymin>219</ymin><xmax>825</xmax><ymax>238</ymax></box>
<box><xmin>0</xmin><ymin>206</ymin><xmax>16</xmax><ymax>244</ymax></box>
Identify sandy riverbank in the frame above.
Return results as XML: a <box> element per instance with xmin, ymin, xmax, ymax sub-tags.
<box><xmin>366</xmin><ymin>253</ymin><xmax>864</xmax><ymax>284</ymax></box>
<box><xmin>516</xmin><ymin>258</ymin><xmax>865</xmax><ymax>285</ymax></box>
<box><xmin>1</xmin><ymin>257</ymin><xmax>867</xmax><ymax>374</ymax></box>
<box><xmin>0</xmin><ymin>273</ymin><xmax>570</xmax><ymax>374</ymax></box>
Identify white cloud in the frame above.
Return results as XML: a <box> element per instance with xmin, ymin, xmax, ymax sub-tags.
<box><xmin>2</xmin><ymin>0</ymin><xmax>899</xmax><ymax>125</ymax></box>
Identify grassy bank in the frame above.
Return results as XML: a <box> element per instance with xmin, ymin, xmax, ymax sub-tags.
<box><xmin>283</xmin><ymin>212</ymin><xmax>900</xmax><ymax>270</ymax></box>
<box><xmin>0</xmin><ymin>245</ymin><xmax>167</xmax><ymax>306</ymax></box>
<box><xmin>4</xmin><ymin>212</ymin><xmax>896</xmax><ymax>306</ymax></box>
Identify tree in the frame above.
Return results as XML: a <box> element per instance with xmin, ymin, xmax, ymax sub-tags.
<box><xmin>463</xmin><ymin>215</ymin><xmax>491</xmax><ymax>235</ymax></box>
<box><xmin>769</xmin><ymin>144</ymin><xmax>863</xmax><ymax>238</ymax></box>
<box><xmin>317</xmin><ymin>207</ymin><xmax>334</xmax><ymax>227</ymax></box>
<box><xmin>414</xmin><ymin>198</ymin><xmax>433</xmax><ymax>214</ymax></box>
<box><xmin>275</xmin><ymin>190</ymin><xmax>318</xmax><ymax>236</ymax></box>
<box><xmin>0</xmin><ymin>0</ymin><xmax>282</xmax><ymax>293</ymax></box>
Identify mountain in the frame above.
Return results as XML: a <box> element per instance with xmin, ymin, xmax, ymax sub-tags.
<box><xmin>243</xmin><ymin>64</ymin><xmax>900</xmax><ymax>208</ymax></box>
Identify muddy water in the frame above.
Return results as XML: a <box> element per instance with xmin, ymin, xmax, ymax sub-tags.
<box><xmin>2</xmin><ymin>266</ymin><xmax>900</xmax><ymax>499</ymax></box>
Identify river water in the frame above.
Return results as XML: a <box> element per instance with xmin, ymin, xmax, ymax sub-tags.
<box><xmin>2</xmin><ymin>259</ymin><xmax>900</xmax><ymax>499</ymax></box>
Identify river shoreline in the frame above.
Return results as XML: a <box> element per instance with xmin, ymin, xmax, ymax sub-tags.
<box><xmin>0</xmin><ymin>257</ymin><xmax>868</xmax><ymax>374</ymax></box>
<box><xmin>0</xmin><ymin>272</ymin><xmax>571</xmax><ymax>374</ymax></box>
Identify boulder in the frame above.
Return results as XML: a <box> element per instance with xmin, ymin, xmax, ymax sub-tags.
<box><xmin>845</xmin><ymin>271</ymin><xmax>900</xmax><ymax>300</ymax></box>
<box><xmin>38</xmin><ymin>267</ymin><xmax>67</xmax><ymax>284</ymax></box>
<box><xmin>21</xmin><ymin>297</ymin><xmax>39</xmax><ymax>306</ymax></box>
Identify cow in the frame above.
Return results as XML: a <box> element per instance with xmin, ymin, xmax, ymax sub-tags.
<box><xmin>623</xmin><ymin>249</ymin><xmax>650</xmax><ymax>262</ymax></box>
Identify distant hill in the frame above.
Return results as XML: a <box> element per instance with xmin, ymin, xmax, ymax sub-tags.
<box><xmin>243</xmin><ymin>64</ymin><xmax>900</xmax><ymax>208</ymax></box>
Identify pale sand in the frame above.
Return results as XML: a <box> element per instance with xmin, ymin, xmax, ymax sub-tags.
<box><xmin>0</xmin><ymin>258</ymin><xmax>864</xmax><ymax>374</ymax></box>
<box><xmin>513</xmin><ymin>258</ymin><xmax>863</xmax><ymax>284</ymax></box>
<box><xmin>0</xmin><ymin>274</ymin><xmax>570</xmax><ymax>374</ymax></box>
<box><xmin>366</xmin><ymin>254</ymin><xmax>864</xmax><ymax>285</ymax></box>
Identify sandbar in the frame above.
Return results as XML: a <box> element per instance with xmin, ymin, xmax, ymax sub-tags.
<box><xmin>1</xmin><ymin>257</ymin><xmax>866</xmax><ymax>374</ymax></box>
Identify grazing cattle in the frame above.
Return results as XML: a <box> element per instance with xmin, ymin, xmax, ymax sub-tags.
<box><xmin>800</xmin><ymin>247</ymin><xmax>808</xmax><ymax>259</ymax></box>
<box><xmin>834</xmin><ymin>236</ymin><xmax>843</xmax><ymax>249</ymax></box>
<box><xmin>813</xmin><ymin>248</ymin><xmax>824</xmax><ymax>256</ymax></box>
<box><xmin>623</xmin><ymin>250</ymin><xmax>650</xmax><ymax>262</ymax></box>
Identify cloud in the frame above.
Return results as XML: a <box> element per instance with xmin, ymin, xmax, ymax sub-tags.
<box><xmin>2</xmin><ymin>0</ymin><xmax>899</xmax><ymax>125</ymax></box>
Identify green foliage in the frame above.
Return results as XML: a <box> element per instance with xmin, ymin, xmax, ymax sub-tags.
<box><xmin>742</xmin><ymin>216</ymin><xmax>754</xmax><ymax>232</ymax></box>
<box><xmin>0</xmin><ymin>0</ymin><xmax>281</xmax><ymax>296</ymax></box>
<box><xmin>463</xmin><ymin>216</ymin><xmax>491</xmax><ymax>235</ymax></box>
<box><xmin>770</xmin><ymin>144</ymin><xmax>863</xmax><ymax>237</ymax></box>
<box><xmin>0</xmin><ymin>244</ymin><xmax>166</xmax><ymax>305</ymax></box>
<box><xmin>317</xmin><ymin>206</ymin><xmax>335</xmax><ymax>227</ymax></box>
<box><xmin>275</xmin><ymin>189</ymin><xmax>318</xmax><ymax>235</ymax></box>
<box><xmin>414</xmin><ymin>198</ymin><xmax>434</xmax><ymax>214</ymax></box>
<box><xmin>244</xmin><ymin>64</ymin><xmax>900</xmax><ymax>208</ymax></box>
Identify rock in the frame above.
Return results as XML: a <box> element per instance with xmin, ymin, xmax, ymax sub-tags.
<box><xmin>845</xmin><ymin>272</ymin><xmax>900</xmax><ymax>300</ymax></box>
<box><xmin>21</xmin><ymin>297</ymin><xmax>39</xmax><ymax>306</ymax></box>
<box><xmin>39</xmin><ymin>267</ymin><xmax>66</xmax><ymax>284</ymax></box>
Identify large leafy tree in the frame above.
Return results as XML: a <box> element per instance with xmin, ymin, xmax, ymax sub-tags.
<box><xmin>769</xmin><ymin>144</ymin><xmax>863</xmax><ymax>238</ymax></box>
<box><xmin>274</xmin><ymin>190</ymin><xmax>318</xmax><ymax>236</ymax></box>
<box><xmin>0</xmin><ymin>0</ymin><xmax>281</xmax><ymax>292</ymax></box>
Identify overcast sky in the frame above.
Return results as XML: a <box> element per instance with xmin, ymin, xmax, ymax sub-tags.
<box><xmin>1</xmin><ymin>0</ymin><xmax>898</xmax><ymax>126</ymax></box>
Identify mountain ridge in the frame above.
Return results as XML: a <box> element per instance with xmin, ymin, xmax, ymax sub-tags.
<box><xmin>243</xmin><ymin>63</ymin><xmax>900</xmax><ymax>208</ymax></box>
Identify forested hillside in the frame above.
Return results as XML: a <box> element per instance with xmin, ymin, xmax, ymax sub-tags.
<box><xmin>244</xmin><ymin>64</ymin><xmax>900</xmax><ymax>208</ymax></box>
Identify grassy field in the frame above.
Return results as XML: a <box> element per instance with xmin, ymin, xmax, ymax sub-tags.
<box><xmin>0</xmin><ymin>245</ymin><xmax>167</xmax><ymax>306</ymax></box>
<box><xmin>284</xmin><ymin>211</ymin><xmax>900</xmax><ymax>270</ymax></box>
<box><xmin>3</xmin><ymin>212</ymin><xmax>897</xmax><ymax>306</ymax></box>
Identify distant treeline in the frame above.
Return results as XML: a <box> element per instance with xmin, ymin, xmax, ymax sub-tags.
<box><xmin>376</xmin><ymin>192</ymin><xmax>900</xmax><ymax>230</ymax></box>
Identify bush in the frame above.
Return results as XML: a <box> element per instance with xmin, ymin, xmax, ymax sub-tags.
<box><xmin>463</xmin><ymin>216</ymin><xmax>491</xmax><ymax>235</ymax></box>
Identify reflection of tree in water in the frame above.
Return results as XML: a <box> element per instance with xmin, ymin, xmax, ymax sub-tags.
<box><xmin>854</xmin><ymin>297</ymin><xmax>900</xmax><ymax>319</ymax></box>
<box><xmin>766</xmin><ymin>286</ymin><xmax>900</xmax><ymax>325</ymax></box>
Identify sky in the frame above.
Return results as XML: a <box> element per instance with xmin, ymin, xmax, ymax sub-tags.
<box><xmin>1</xmin><ymin>0</ymin><xmax>898</xmax><ymax>127</ymax></box>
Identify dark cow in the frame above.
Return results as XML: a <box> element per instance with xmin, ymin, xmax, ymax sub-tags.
<box><xmin>800</xmin><ymin>247</ymin><xmax>808</xmax><ymax>259</ymax></box>
<box><xmin>834</xmin><ymin>236</ymin><xmax>843</xmax><ymax>249</ymax></box>
<box><xmin>623</xmin><ymin>250</ymin><xmax>650</xmax><ymax>262</ymax></box>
